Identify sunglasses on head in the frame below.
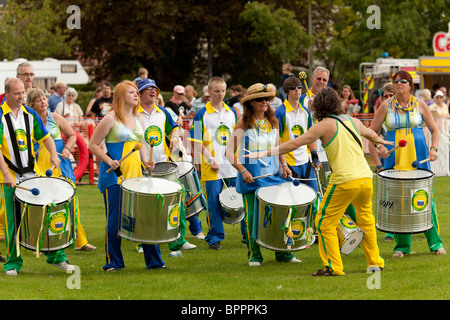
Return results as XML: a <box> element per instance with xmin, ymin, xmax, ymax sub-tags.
<box><xmin>393</xmin><ymin>79</ymin><xmax>408</xmax><ymax>84</ymax></box>
<box><xmin>289</xmin><ymin>85</ymin><xmax>302</xmax><ymax>91</ymax></box>
<box><xmin>253</xmin><ymin>96</ymin><xmax>271</xmax><ymax>102</ymax></box>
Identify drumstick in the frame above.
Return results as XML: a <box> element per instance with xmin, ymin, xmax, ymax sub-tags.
<box><xmin>298</xmin><ymin>71</ymin><xmax>313</xmax><ymax>98</ymax></box>
<box><xmin>387</xmin><ymin>139</ymin><xmax>408</xmax><ymax>154</ymax></box>
<box><xmin>252</xmin><ymin>170</ymin><xmax>279</xmax><ymax>180</ymax></box>
<box><xmin>16</xmin><ymin>185</ymin><xmax>40</xmax><ymax>196</ymax></box>
<box><xmin>148</xmin><ymin>136</ymin><xmax>157</xmax><ymax>176</ymax></box>
<box><xmin>106</xmin><ymin>142</ymin><xmax>143</xmax><ymax>174</ymax></box>
<box><xmin>242</xmin><ymin>148</ymin><xmax>269</xmax><ymax>167</ymax></box>
<box><xmin>412</xmin><ymin>158</ymin><xmax>430</xmax><ymax>168</ymax></box>
<box><xmin>45</xmin><ymin>165</ymin><xmax>55</xmax><ymax>177</ymax></box>
<box><xmin>286</xmin><ymin>175</ymin><xmax>301</xmax><ymax>186</ymax></box>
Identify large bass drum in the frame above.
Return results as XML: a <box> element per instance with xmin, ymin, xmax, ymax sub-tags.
<box><xmin>377</xmin><ymin>168</ymin><xmax>434</xmax><ymax>234</ymax></box>
<box><xmin>255</xmin><ymin>182</ymin><xmax>316</xmax><ymax>252</ymax></box>
<box><xmin>119</xmin><ymin>177</ymin><xmax>182</xmax><ymax>244</ymax></box>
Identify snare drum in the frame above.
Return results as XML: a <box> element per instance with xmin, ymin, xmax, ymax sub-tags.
<box><xmin>219</xmin><ymin>187</ymin><xmax>244</xmax><ymax>225</ymax></box>
<box><xmin>175</xmin><ymin>161</ymin><xmax>206</xmax><ymax>218</ymax></box>
<box><xmin>151</xmin><ymin>162</ymin><xmax>179</xmax><ymax>181</ymax></box>
<box><xmin>377</xmin><ymin>168</ymin><xmax>434</xmax><ymax>234</ymax></box>
<box><xmin>119</xmin><ymin>177</ymin><xmax>182</xmax><ymax>244</ymax></box>
<box><xmin>14</xmin><ymin>177</ymin><xmax>75</xmax><ymax>252</ymax></box>
<box><xmin>337</xmin><ymin>214</ymin><xmax>364</xmax><ymax>255</ymax></box>
<box><xmin>255</xmin><ymin>182</ymin><xmax>316</xmax><ymax>252</ymax></box>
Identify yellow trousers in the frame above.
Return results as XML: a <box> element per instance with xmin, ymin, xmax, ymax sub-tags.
<box><xmin>315</xmin><ymin>178</ymin><xmax>384</xmax><ymax>275</ymax></box>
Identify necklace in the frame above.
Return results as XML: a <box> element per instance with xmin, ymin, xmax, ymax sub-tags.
<box><xmin>393</xmin><ymin>95</ymin><xmax>417</xmax><ymax>112</ymax></box>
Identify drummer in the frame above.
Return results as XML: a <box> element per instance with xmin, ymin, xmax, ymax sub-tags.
<box><xmin>28</xmin><ymin>88</ymin><xmax>96</xmax><ymax>252</ymax></box>
<box><xmin>370</xmin><ymin>70</ymin><xmax>446</xmax><ymax>257</ymax></box>
<box><xmin>0</xmin><ymin>78</ymin><xmax>67</xmax><ymax>276</ymax></box>
<box><xmin>225</xmin><ymin>83</ymin><xmax>301</xmax><ymax>266</ymax></box>
<box><xmin>244</xmin><ymin>87</ymin><xmax>391</xmax><ymax>275</ymax></box>
<box><xmin>137</xmin><ymin>78</ymin><xmax>199</xmax><ymax>252</ymax></box>
<box><xmin>88</xmin><ymin>80</ymin><xmax>162</xmax><ymax>272</ymax></box>
<box><xmin>275</xmin><ymin>76</ymin><xmax>321</xmax><ymax>192</ymax></box>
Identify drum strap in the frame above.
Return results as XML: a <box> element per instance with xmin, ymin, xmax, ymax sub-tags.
<box><xmin>328</xmin><ymin>115</ymin><xmax>362</xmax><ymax>149</ymax></box>
<box><xmin>3</xmin><ymin>112</ymin><xmax>35</xmax><ymax>176</ymax></box>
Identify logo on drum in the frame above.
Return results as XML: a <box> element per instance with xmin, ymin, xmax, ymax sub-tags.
<box><xmin>412</xmin><ymin>189</ymin><xmax>428</xmax><ymax>212</ymax></box>
<box><xmin>291</xmin><ymin>125</ymin><xmax>304</xmax><ymax>139</ymax></box>
<box><xmin>340</xmin><ymin>215</ymin><xmax>358</xmax><ymax>229</ymax></box>
<box><xmin>288</xmin><ymin>219</ymin><xmax>306</xmax><ymax>240</ymax></box>
<box><xmin>214</xmin><ymin>125</ymin><xmax>231</xmax><ymax>146</ymax></box>
<box><xmin>168</xmin><ymin>204</ymin><xmax>180</xmax><ymax>228</ymax></box>
<box><xmin>145</xmin><ymin>126</ymin><xmax>163</xmax><ymax>147</ymax></box>
<box><xmin>48</xmin><ymin>211</ymin><xmax>68</xmax><ymax>235</ymax></box>
<box><xmin>15</xmin><ymin>129</ymin><xmax>28</xmax><ymax>152</ymax></box>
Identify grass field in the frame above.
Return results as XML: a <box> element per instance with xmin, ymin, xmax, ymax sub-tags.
<box><xmin>1</xmin><ymin>175</ymin><xmax>449</xmax><ymax>302</ymax></box>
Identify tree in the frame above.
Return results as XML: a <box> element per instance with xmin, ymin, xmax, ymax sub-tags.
<box><xmin>0</xmin><ymin>0</ymin><xmax>78</xmax><ymax>60</ymax></box>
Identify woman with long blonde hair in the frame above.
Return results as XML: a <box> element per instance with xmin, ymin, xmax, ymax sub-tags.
<box><xmin>89</xmin><ymin>80</ymin><xmax>161</xmax><ymax>272</ymax></box>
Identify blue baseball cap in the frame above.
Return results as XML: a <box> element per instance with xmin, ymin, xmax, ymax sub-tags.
<box><xmin>137</xmin><ymin>78</ymin><xmax>160</xmax><ymax>95</ymax></box>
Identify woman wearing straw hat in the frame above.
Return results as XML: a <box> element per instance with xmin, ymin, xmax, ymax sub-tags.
<box><xmin>225</xmin><ymin>83</ymin><xmax>301</xmax><ymax>266</ymax></box>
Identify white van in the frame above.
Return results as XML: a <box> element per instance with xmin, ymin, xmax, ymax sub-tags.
<box><xmin>0</xmin><ymin>57</ymin><xmax>90</xmax><ymax>94</ymax></box>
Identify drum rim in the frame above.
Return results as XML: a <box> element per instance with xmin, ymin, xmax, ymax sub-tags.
<box><xmin>377</xmin><ymin>168</ymin><xmax>434</xmax><ymax>180</ymax></box>
<box><xmin>121</xmin><ymin>176</ymin><xmax>182</xmax><ymax>194</ymax></box>
<box><xmin>256</xmin><ymin>182</ymin><xmax>317</xmax><ymax>206</ymax></box>
<box><xmin>14</xmin><ymin>176</ymin><xmax>75</xmax><ymax>206</ymax></box>
<box><xmin>174</xmin><ymin>161</ymin><xmax>194</xmax><ymax>178</ymax></box>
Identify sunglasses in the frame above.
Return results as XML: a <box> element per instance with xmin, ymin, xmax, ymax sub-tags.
<box><xmin>253</xmin><ymin>97</ymin><xmax>271</xmax><ymax>102</ymax></box>
<box><xmin>393</xmin><ymin>79</ymin><xmax>408</xmax><ymax>84</ymax></box>
<box><xmin>289</xmin><ymin>85</ymin><xmax>302</xmax><ymax>91</ymax></box>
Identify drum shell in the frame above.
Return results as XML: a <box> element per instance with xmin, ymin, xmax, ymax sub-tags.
<box><xmin>119</xmin><ymin>177</ymin><xmax>182</xmax><ymax>244</ymax></box>
<box><xmin>175</xmin><ymin>162</ymin><xmax>205</xmax><ymax>218</ymax></box>
<box><xmin>377</xmin><ymin>169</ymin><xmax>434</xmax><ymax>234</ymax></box>
<box><xmin>14</xmin><ymin>177</ymin><xmax>75</xmax><ymax>252</ymax></box>
<box><xmin>219</xmin><ymin>187</ymin><xmax>244</xmax><ymax>225</ymax></box>
<box><xmin>151</xmin><ymin>162</ymin><xmax>180</xmax><ymax>181</ymax></box>
<box><xmin>255</xmin><ymin>183</ymin><xmax>316</xmax><ymax>252</ymax></box>
<box><xmin>317</xmin><ymin>151</ymin><xmax>331</xmax><ymax>191</ymax></box>
<box><xmin>337</xmin><ymin>214</ymin><xmax>364</xmax><ymax>255</ymax></box>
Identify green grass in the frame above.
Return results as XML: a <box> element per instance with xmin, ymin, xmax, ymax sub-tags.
<box><xmin>1</xmin><ymin>176</ymin><xmax>449</xmax><ymax>301</ymax></box>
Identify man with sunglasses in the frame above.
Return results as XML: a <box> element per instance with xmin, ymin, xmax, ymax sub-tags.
<box><xmin>275</xmin><ymin>76</ymin><xmax>321</xmax><ymax>194</ymax></box>
<box><xmin>300</xmin><ymin>66</ymin><xmax>329</xmax><ymax>111</ymax></box>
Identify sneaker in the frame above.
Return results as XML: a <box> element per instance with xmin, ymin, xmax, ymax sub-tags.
<box><xmin>180</xmin><ymin>242</ymin><xmax>197</xmax><ymax>250</ymax></box>
<box><xmin>51</xmin><ymin>261</ymin><xmax>75</xmax><ymax>272</ymax></box>
<box><xmin>6</xmin><ymin>269</ymin><xmax>18</xmax><ymax>276</ymax></box>
<box><xmin>209</xmin><ymin>241</ymin><xmax>221</xmax><ymax>250</ymax></box>
<box><xmin>194</xmin><ymin>232</ymin><xmax>205</xmax><ymax>240</ymax></box>
<box><xmin>435</xmin><ymin>248</ymin><xmax>446</xmax><ymax>255</ymax></box>
<box><xmin>312</xmin><ymin>266</ymin><xmax>333</xmax><ymax>276</ymax></box>
<box><xmin>392</xmin><ymin>250</ymin><xmax>404</xmax><ymax>258</ymax></box>
<box><xmin>248</xmin><ymin>261</ymin><xmax>261</xmax><ymax>267</ymax></box>
<box><xmin>289</xmin><ymin>257</ymin><xmax>301</xmax><ymax>263</ymax></box>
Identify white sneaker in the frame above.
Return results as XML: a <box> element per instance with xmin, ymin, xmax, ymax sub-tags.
<box><xmin>180</xmin><ymin>242</ymin><xmax>197</xmax><ymax>250</ymax></box>
<box><xmin>289</xmin><ymin>257</ymin><xmax>302</xmax><ymax>263</ymax></box>
<box><xmin>51</xmin><ymin>261</ymin><xmax>75</xmax><ymax>272</ymax></box>
<box><xmin>194</xmin><ymin>232</ymin><xmax>205</xmax><ymax>240</ymax></box>
<box><xmin>248</xmin><ymin>261</ymin><xmax>261</xmax><ymax>267</ymax></box>
<box><xmin>6</xmin><ymin>269</ymin><xmax>18</xmax><ymax>276</ymax></box>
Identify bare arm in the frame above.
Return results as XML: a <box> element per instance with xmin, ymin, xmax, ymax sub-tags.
<box><xmin>52</xmin><ymin>112</ymin><xmax>76</xmax><ymax>159</ymax></box>
<box><xmin>88</xmin><ymin>114</ymin><xmax>119</xmax><ymax>170</ymax></box>
<box><xmin>43</xmin><ymin>136</ymin><xmax>61</xmax><ymax>169</ymax></box>
<box><xmin>419</xmin><ymin>99</ymin><xmax>440</xmax><ymax>161</ymax></box>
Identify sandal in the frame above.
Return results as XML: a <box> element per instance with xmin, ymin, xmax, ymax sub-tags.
<box><xmin>392</xmin><ymin>251</ymin><xmax>404</xmax><ymax>258</ymax></box>
<box><xmin>312</xmin><ymin>267</ymin><xmax>333</xmax><ymax>276</ymax></box>
<box><xmin>435</xmin><ymin>248</ymin><xmax>446</xmax><ymax>255</ymax></box>
<box><xmin>75</xmin><ymin>244</ymin><xmax>97</xmax><ymax>251</ymax></box>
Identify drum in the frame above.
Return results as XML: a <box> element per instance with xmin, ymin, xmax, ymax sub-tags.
<box><xmin>14</xmin><ymin>177</ymin><xmax>75</xmax><ymax>252</ymax></box>
<box><xmin>255</xmin><ymin>182</ymin><xmax>316</xmax><ymax>252</ymax></box>
<box><xmin>377</xmin><ymin>168</ymin><xmax>434</xmax><ymax>234</ymax></box>
<box><xmin>175</xmin><ymin>161</ymin><xmax>206</xmax><ymax>218</ymax></box>
<box><xmin>219</xmin><ymin>187</ymin><xmax>244</xmax><ymax>225</ymax></box>
<box><xmin>119</xmin><ymin>177</ymin><xmax>182</xmax><ymax>244</ymax></box>
<box><xmin>151</xmin><ymin>162</ymin><xmax>179</xmax><ymax>181</ymax></box>
<box><xmin>337</xmin><ymin>214</ymin><xmax>364</xmax><ymax>255</ymax></box>
<box><xmin>316</xmin><ymin>150</ymin><xmax>331</xmax><ymax>192</ymax></box>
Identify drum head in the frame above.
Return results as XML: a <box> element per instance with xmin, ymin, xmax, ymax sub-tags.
<box><xmin>122</xmin><ymin>177</ymin><xmax>182</xmax><ymax>194</ymax></box>
<box><xmin>153</xmin><ymin>162</ymin><xmax>179</xmax><ymax>174</ymax></box>
<box><xmin>378</xmin><ymin>168</ymin><xmax>433</xmax><ymax>180</ymax></box>
<box><xmin>15</xmin><ymin>177</ymin><xmax>74</xmax><ymax>206</ymax></box>
<box><xmin>220</xmin><ymin>187</ymin><xmax>243</xmax><ymax>209</ymax></box>
<box><xmin>175</xmin><ymin>161</ymin><xmax>193</xmax><ymax>177</ymax></box>
<box><xmin>257</xmin><ymin>182</ymin><xmax>316</xmax><ymax>206</ymax></box>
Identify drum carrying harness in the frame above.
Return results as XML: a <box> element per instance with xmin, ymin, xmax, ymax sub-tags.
<box><xmin>2</xmin><ymin>111</ymin><xmax>35</xmax><ymax>177</ymax></box>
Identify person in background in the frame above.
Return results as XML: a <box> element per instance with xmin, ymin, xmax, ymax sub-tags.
<box><xmin>48</xmin><ymin>81</ymin><xmax>67</xmax><ymax>112</ymax></box>
<box><xmin>419</xmin><ymin>89</ymin><xmax>434</xmax><ymax>107</ymax></box>
<box><xmin>165</xmin><ymin>85</ymin><xmax>190</xmax><ymax>117</ymax></box>
<box><xmin>190</xmin><ymin>86</ymin><xmax>210</xmax><ymax>116</ymax></box>
<box><xmin>86</xmin><ymin>81</ymin><xmax>113</xmax><ymax>118</ymax></box>
<box><xmin>429</xmin><ymin>90</ymin><xmax>449</xmax><ymax>117</ymax></box>
<box><xmin>279</xmin><ymin>63</ymin><xmax>294</xmax><ymax>101</ymax></box>
<box><xmin>339</xmin><ymin>85</ymin><xmax>360</xmax><ymax>114</ymax></box>
<box><xmin>267</xmin><ymin>83</ymin><xmax>282</xmax><ymax>110</ymax></box>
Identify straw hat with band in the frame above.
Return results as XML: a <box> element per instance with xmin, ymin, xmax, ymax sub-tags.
<box><xmin>241</xmin><ymin>83</ymin><xmax>275</xmax><ymax>104</ymax></box>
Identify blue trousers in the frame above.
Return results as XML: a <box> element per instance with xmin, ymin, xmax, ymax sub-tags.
<box><xmin>204</xmin><ymin>178</ymin><xmax>236</xmax><ymax>245</ymax></box>
<box><xmin>103</xmin><ymin>185</ymin><xmax>164</xmax><ymax>270</ymax></box>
